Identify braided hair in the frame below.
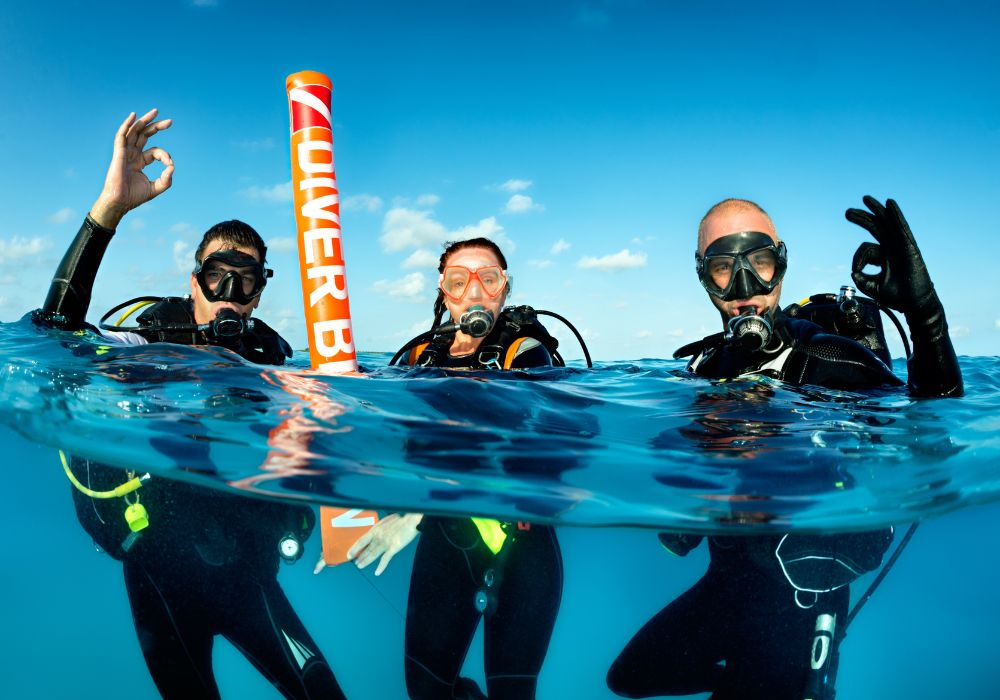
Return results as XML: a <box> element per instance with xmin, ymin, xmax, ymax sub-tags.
<box><xmin>431</xmin><ymin>237</ymin><xmax>509</xmax><ymax>329</ymax></box>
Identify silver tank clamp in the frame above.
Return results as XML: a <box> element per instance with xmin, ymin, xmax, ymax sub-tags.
<box><xmin>837</xmin><ymin>285</ymin><xmax>863</xmax><ymax>327</ymax></box>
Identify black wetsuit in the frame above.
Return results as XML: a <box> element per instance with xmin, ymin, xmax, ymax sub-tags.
<box><xmin>608</xmin><ymin>311</ymin><xmax>903</xmax><ymax>700</ymax></box>
<box><xmin>404</xmin><ymin>341</ymin><xmax>563</xmax><ymax>700</ymax></box>
<box><xmin>37</xmin><ymin>217</ymin><xmax>345</xmax><ymax>700</ymax></box>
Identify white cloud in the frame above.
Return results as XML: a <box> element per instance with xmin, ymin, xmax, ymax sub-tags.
<box><xmin>527</xmin><ymin>259</ymin><xmax>553</xmax><ymax>269</ymax></box>
<box><xmin>550</xmin><ymin>238</ymin><xmax>570</xmax><ymax>255</ymax></box>
<box><xmin>46</xmin><ymin>208</ymin><xmax>75</xmax><ymax>225</ymax></box>
<box><xmin>267</xmin><ymin>237</ymin><xmax>296</xmax><ymax>253</ymax></box>
<box><xmin>373</xmin><ymin>272</ymin><xmax>427</xmax><ymax>301</ymax></box>
<box><xmin>173</xmin><ymin>240</ymin><xmax>194</xmax><ymax>273</ymax></box>
<box><xmin>402</xmin><ymin>249</ymin><xmax>440</xmax><ymax>269</ymax></box>
<box><xmin>577</xmin><ymin>248</ymin><xmax>648</xmax><ymax>271</ymax></box>
<box><xmin>343</xmin><ymin>194</ymin><xmax>384</xmax><ymax>213</ymax></box>
<box><xmin>0</xmin><ymin>295</ymin><xmax>9</xmax><ymax>308</ymax></box>
<box><xmin>950</xmin><ymin>325</ymin><xmax>971</xmax><ymax>339</ymax></box>
<box><xmin>451</xmin><ymin>216</ymin><xmax>512</xmax><ymax>249</ymax></box>
<box><xmin>636</xmin><ymin>330</ymin><xmax>652</xmax><ymax>339</ymax></box>
<box><xmin>128</xmin><ymin>218</ymin><xmax>147</xmax><ymax>231</ymax></box>
<box><xmin>170</xmin><ymin>222</ymin><xmax>196</xmax><ymax>236</ymax></box>
<box><xmin>995</xmin><ymin>319</ymin><xmax>1000</xmax><ymax>330</ymax></box>
<box><xmin>231</xmin><ymin>137</ymin><xmax>275</xmax><ymax>151</ymax></box>
<box><xmin>239</xmin><ymin>181</ymin><xmax>293</xmax><ymax>204</ymax></box>
<box><xmin>63</xmin><ymin>168</ymin><xmax>77</xmax><ymax>179</ymax></box>
<box><xmin>667</xmin><ymin>328</ymin><xmax>685</xmax><ymax>338</ymax></box>
<box><xmin>380</xmin><ymin>208</ymin><xmax>449</xmax><ymax>252</ymax></box>
<box><xmin>0</xmin><ymin>236</ymin><xmax>50</xmax><ymax>262</ymax></box>
<box><xmin>500</xmin><ymin>179</ymin><xmax>532</xmax><ymax>193</ymax></box>
<box><xmin>381</xmin><ymin>209</ymin><xmax>513</xmax><ymax>253</ymax></box>
<box><xmin>0</xmin><ymin>274</ymin><xmax>16</xmax><ymax>284</ymax></box>
<box><xmin>505</xmin><ymin>194</ymin><xmax>543</xmax><ymax>214</ymax></box>
<box><xmin>416</xmin><ymin>193</ymin><xmax>440</xmax><ymax>207</ymax></box>
<box><xmin>266</xmin><ymin>307</ymin><xmax>299</xmax><ymax>334</ymax></box>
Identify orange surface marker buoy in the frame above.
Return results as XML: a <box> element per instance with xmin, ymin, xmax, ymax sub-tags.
<box><xmin>287</xmin><ymin>70</ymin><xmax>377</xmax><ymax>565</ymax></box>
<box><xmin>287</xmin><ymin>70</ymin><xmax>357</xmax><ymax>374</ymax></box>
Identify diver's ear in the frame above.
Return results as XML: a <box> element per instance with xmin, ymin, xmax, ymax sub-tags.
<box><xmin>189</xmin><ymin>273</ymin><xmax>199</xmax><ymax>297</ymax></box>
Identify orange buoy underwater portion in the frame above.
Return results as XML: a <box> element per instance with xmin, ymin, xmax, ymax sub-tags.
<box><xmin>287</xmin><ymin>71</ymin><xmax>376</xmax><ymax>565</ymax></box>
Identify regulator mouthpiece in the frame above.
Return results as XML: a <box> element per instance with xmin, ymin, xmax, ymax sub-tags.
<box><xmin>726</xmin><ymin>308</ymin><xmax>772</xmax><ymax>352</ymax></box>
<box><xmin>206</xmin><ymin>308</ymin><xmax>248</xmax><ymax>339</ymax></box>
<box><xmin>460</xmin><ymin>305</ymin><xmax>495</xmax><ymax>338</ymax></box>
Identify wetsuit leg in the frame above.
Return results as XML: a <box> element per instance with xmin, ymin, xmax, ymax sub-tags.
<box><xmin>606</xmin><ymin>571</ymin><xmax>726</xmax><ymax>698</ymax></box>
<box><xmin>405</xmin><ymin>518</ymin><xmax>485</xmax><ymax>700</ymax></box>
<box><xmin>712</xmin><ymin>584</ymin><xmax>850</xmax><ymax>700</ymax></box>
<box><xmin>123</xmin><ymin>558</ymin><xmax>222</xmax><ymax>700</ymax></box>
<box><xmin>607</xmin><ymin>555</ymin><xmax>851</xmax><ymax>700</ymax></box>
<box><xmin>483</xmin><ymin>526</ymin><xmax>563</xmax><ymax>700</ymax></box>
<box><xmin>221</xmin><ymin>576</ymin><xmax>346</xmax><ymax>700</ymax></box>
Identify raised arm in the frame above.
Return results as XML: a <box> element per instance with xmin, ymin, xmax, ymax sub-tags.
<box><xmin>845</xmin><ymin>196</ymin><xmax>963</xmax><ymax>398</ymax></box>
<box><xmin>36</xmin><ymin>110</ymin><xmax>173</xmax><ymax>329</ymax></box>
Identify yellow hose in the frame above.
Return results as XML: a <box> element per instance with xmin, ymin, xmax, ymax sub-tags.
<box><xmin>59</xmin><ymin>450</ymin><xmax>147</xmax><ymax>499</ymax></box>
<box><xmin>115</xmin><ymin>300</ymin><xmax>156</xmax><ymax>327</ymax></box>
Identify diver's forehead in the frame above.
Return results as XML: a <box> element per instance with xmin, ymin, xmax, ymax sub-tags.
<box><xmin>444</xmin><ymin>247</ymin><xmax>503</xmax><ymax>270</ymax></box>
<box><xmin>200</xmin><ymin>241</ymin><xmax>260</xmax><ymax>263</ymax></box>
<box><xmin>700</xmin><ymin>210</ymin><xmax>777</xmax><ymax>253</ymax></box>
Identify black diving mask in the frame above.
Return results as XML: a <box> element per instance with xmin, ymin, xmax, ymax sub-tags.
<box><xmin>696</xmin><ymin>231</ymin><xmax>787</xmax><ymax>301</ymax></box>
<box><xmin>194</xmin><ymin>250</ymin><xmax>272</xmax><ymax>305</ymax></box>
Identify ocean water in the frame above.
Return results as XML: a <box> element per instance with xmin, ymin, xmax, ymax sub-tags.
<box><xmin>1</xmin><ymin>317</ymin><xmax>998</xmax><ymax>698</ymax></box>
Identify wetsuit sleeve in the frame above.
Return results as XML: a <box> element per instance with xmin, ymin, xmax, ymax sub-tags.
<box><xmin>35</xmin><ymin>216</ymin><xmax>115</xmax><ymax>330</ymax></box>
<box><xmin>905</xmin><ymin>304</ymin><xmax>963</xmax><ymax>398</ymax></box>
<box><xmin>783</xmin><ymin>332</ymin><xmax>903</xmax><ymax>391</ymax></box>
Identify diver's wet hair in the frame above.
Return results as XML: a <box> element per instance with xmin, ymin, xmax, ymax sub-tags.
<box><xmin>195</xmin><ymin>220</ymin><xmax>268</xmax><ymax>265</ymax></box>
<box><xmin>431</xmin><ymin>237</ymin><xmax>509</xmax><ymax>328</ymax></box>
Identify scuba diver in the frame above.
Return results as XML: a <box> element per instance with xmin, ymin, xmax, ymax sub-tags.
<box><xmin>33</xmin><ymin>110</ymin><xmax>345</xmax><ymax>699</ymax></box>
<box><xmin>606</xmin><ymin>197</ymin><xmax>963</xmax><ymax>700</ymax></box>
<box><xmin>347</xmin><ymin>238</ymin><xmax>585</xmax><ymax>700</ymax></box>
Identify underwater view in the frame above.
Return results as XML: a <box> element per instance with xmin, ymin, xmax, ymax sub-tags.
<box><xmin>2</xmin><ymin>321</ymin><xmax>998</xmax><ymax>698</ymax></box>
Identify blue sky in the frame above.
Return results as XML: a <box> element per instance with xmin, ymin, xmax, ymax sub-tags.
<box><xmin>1</xmin><ymin>1</ymin><xmax>997</xmax><ymax>359</ymax></box>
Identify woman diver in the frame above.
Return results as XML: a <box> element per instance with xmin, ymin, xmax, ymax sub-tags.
<box><xmin>351</xmin><ymin>237</ymin><xmax>568</xmax><ymax>700</ymax></box>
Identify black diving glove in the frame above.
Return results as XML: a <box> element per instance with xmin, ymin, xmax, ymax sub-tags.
<box><xmin>845</xmin><ymin>196</ymin><xmax>962</xmax><ymax>397</ymax></box>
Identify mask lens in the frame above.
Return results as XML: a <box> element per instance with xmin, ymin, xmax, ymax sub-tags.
<box><xmin>442</xmin><ymin>268</ymin><xmax>471</xmax><ymax>299</ymax></box>
<box><xmin>706</xmin><ymin>256</ymin><xmax>737</xmax><ymax>293</ymax></box>
<box><xmin>476</xmin><ymin>266</ymin><xmax>504</xmax><ymax>296</ymax></box>
<box><xmin>747</xmin><ymin>249</ymin><xmax>777</xmax><ymax>282</ymax></box>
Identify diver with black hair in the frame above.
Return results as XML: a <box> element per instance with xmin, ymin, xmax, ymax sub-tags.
<box><xmin>34</xmin><ymin>110</ymin><xmax>345</xmax><ymax>699</ymax></box>
<box><xmin>341</xmin><ymin>237</ymin><xmax>573</xmax><ymax>700</ymax></box>
<box><xmin>607</xmin><ymin>197</ymin><xmax>962</xmax><ymax>700</ymax></box>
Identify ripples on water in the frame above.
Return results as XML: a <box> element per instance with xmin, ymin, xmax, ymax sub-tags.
<box><xmin>2</xmin><ymin>315</ymin><xmax>997</xmax><ymax>532</ymax></box>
